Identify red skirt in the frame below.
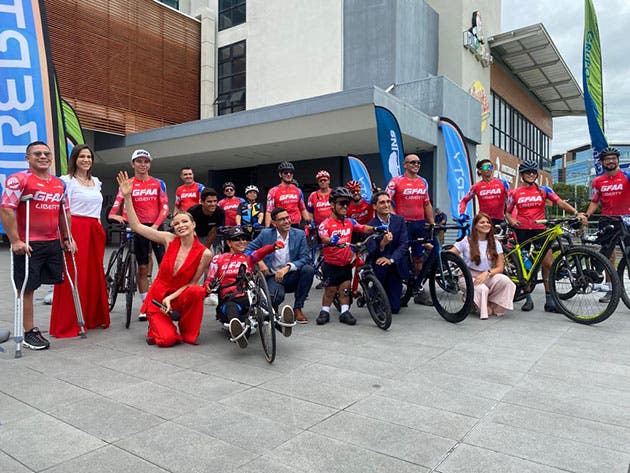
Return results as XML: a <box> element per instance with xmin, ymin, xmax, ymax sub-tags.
<box><xmin>50</xmin><ymin>215</ymin><xmax>110</xmax><ymax>337</ymax></box>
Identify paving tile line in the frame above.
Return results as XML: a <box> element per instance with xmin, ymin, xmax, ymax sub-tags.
<box><xmin>430</xmin><ymin>321</ymin><xmax>575</xmax><ymax>472</ymax></box>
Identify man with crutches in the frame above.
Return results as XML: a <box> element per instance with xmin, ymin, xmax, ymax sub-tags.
<box><xmin>0</xmin><ymin>141</ymin><xmax>74</xmax><ymax>355</ymax></box>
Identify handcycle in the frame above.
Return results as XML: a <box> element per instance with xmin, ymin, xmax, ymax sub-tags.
<box><xmin>401</xmin><ymin>222</ymin><xmax>474</xmax><ymax>323</ymax></box>
<box><xmin>330</xmin><ymin>231</ymin><xmax>392</xmax><ymax>330</ymax></box>
<box><xmin>105</xmin><ymin>224</ymin><xmax>137</xmax><ymax>328</ymax></box>
<box><xmin>500</xmin><ymin>217</ymin><xmax>620</xmax><ymax>324</ymax></box>
<box><xmin>582</xmin><ymin>215</ymin><xmax>630</xmax><ymax>310</ymax></box>
<box><xmin>209</xmin><ymin>264</ymin><xmax>294</xmax><ymax>363</ymax></box>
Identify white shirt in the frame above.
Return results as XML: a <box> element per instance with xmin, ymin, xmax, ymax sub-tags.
<box><xmin>61</xmin><ymin>175</ymin><xmax>103</xmax><ymax>219</ymax></box>
<box><xmin>270</xmin><ymin>230</ymin><xmax>296</xmax><ymax>273</ymax></box>
<box><xmin>454</xmin><ymin>237</ymin><xmax>503</xmax><ymax>272</ymax></box>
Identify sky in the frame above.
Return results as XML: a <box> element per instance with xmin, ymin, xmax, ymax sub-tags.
<box><xmin>501</xmin><ymin>0</ymin><xmax>630</xmax><ymax>154</ymax></box>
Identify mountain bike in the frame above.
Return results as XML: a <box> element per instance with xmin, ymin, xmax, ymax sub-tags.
<box><xmin>331</xmin><ymin>231</ymin><xmax>392</xmax><ymax>330</ymax></box>
<box><xmin>105</xmin><ymin>225</ymin><xmax>137</xmax><ymax>328</ymax></box>
<box><xmin>582</xmin><ymin>215</ymin><xmax>630</xmax><ymax>310</ymax></box>
<box><xmin>401</xmin><ymin>223</ymin><xmax>474</xmax><ymax>323</ymax></box>
<box><xmin>501</xmin><ymin>217</ymin><xmax>620</xmax><ymax>324</ymax></box>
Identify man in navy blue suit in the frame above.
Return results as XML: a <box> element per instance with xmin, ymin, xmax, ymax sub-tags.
<box><xmin>366</xmin><ymin>191</ymin><xmax>409</xmax><ymax>314</ymax></box>
<box><xmin>247</xmin><ymin>207</ymin><xmax>314</xmax><ymax>323</ymax></box>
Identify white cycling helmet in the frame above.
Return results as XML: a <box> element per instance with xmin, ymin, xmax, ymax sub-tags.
<box><xmin>245</xmin><ymin>185</ymin><xmax>259</xmax><ymax>194</ymax></box>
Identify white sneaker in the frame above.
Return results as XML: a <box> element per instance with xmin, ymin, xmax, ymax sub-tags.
<box><xmin>229</xmin><ymin>318</ymin><xmax>248</xmax><ymax>349</ymax></box>
<box><xmin>279</xmin><ymin>305</ymin><xmax>295</xmax><ymax>337</ymax></box>
<box><xmin>138</xmin><ymin>313</ymin><xmax>147</xmax><ymax>321</ymax></box>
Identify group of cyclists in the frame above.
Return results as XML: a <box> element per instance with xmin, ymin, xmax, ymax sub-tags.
<box><xmin>3</xmin><ymin>141</ymin><xmax>628</xmax><ymax>353</ymax></box>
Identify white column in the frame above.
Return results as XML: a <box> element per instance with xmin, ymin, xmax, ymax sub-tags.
<box><xmin>197</xmin><ymin>7</ymin><xmax>216</xmax><ymax>119</ymax></box>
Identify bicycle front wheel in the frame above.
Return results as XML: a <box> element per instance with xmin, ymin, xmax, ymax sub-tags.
<box><xmin>125</xmin><ymin>255</ymin><xmax>137</xmax><ymax>329</ymax></box>
<box><xmin>616</xmin><ymin>256</ymin><xmax>630</xmax><ymax>310</ymax></box>
<box><xmin>361</xmin><ymin>273</ymin><xmax>392</xmax><ymax>330</ymax></box>
<box><xmin>105</xmin><ymin>248</ymin><xmax>122</xmax><ymax>311</ymax></box>
<box><xmin>254</xmin><ymin>271</ymin><xmax>276</xmax><ymax>363</ymax></box>
<box><xmin>429</xmin><ymin>251</ymin><xmax>474</xmax><ymax>323</ymax></box>
<box><xmin>550</xmin><ymin>247</ymin><xmax>620</xmax><ymax>324</ymax></box>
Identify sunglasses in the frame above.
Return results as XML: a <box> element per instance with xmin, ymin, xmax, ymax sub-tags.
<box><xmin>229</xmin><ymin>236</ymin><xmax>249</xmax><ymax>242</ymax></box>
<box><xmin>224</xmin><ymin>188</ymin><xmax>234</xmax><ymax>192</ymax></box>
<box><xmin>481</xmin><ymin>164</ymin><xmax>493</xmax><ymax>171</ymax></box>
<box><xmin>405</xmin><ymin>160</ymin><xmax>420</xmax><ymax>165</ymax></box>
<box><xmin>281</xmin><ymin>171</ymin><xmax>294</xmax><ymax>175</ymax></box>
<box><xmin>336</xmin><ymin>200</ymin><xmax>351</xmax><ymax>207</ymax></box>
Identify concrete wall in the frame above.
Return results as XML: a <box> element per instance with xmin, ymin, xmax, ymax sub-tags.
<box><xmin>343</xmin><ymin>0</ymin><xmax>438</xmax><ymax>90</ymax></box>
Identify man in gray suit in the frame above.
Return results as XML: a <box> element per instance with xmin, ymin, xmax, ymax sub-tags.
<box><xmin>246</xmin><ymin>207</ymin><xmax>314</xmax><ymax>323</ymax></box>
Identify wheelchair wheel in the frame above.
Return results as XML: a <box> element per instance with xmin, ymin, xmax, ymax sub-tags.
<box><xmin>105</xmin><ymin>248</ymin><xmax>122</xmax><ymax>311</ymax></box>
<box><xmin>360</xmin><ymin>273</ymin><xmax>391</xmax><ymax>330</ymax></box>
<box><xmin>254</xmin><ymin>271</ymin><xmax>276</xmax><ymax>363</ymax></box>
<box><xmin>429</xmin><ymin>251</ymin><xmax>473</xmax><ymax>323</ymax></box>
<box><xmin>549</xmin><ymin>247</ymin><xmax>619</xmax><ymax>325</ymax></box>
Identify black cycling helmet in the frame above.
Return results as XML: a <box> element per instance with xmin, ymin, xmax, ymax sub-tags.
<box><xmin>329</xmin><ymin>186</ymin><xmax>353</xmax><ymax>203</ymax></box>
<box><xmin>476</xmin><ymin>159</ymin><xmax>492</xmax><ymax>170</ymax></box>
<box><xmin>223</xmin><ymin>181</ymin><xmax>235</xmax><ymax>190</ymax></box>
<box><xmin>598</xmin><ymin>147</ymin><xmax>621</xmax><ymax>160</ymax></box>
<box><xmin>225</xmin><ymin>226</ymin><xmax>247</xmax><ymax>240</ymax></box>
<box><xmin>518</xmin><ymin>160</ymin><xmax>539</xmax><ymax>174</ymax></box>
<box><xmin>277</xmin><ymin>161</ymin><xmax>295</xmax><ymax>173</ymax></box>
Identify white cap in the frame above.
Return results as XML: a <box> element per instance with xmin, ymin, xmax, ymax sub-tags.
<box><xmin>131</xmin><ymin>149</ymin><xmax>152</xmax><ymax>162</ymax></box>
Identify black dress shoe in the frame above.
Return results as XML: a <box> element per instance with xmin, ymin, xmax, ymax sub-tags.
<box><xmin>521</xmin><ymin>298</ymin><xmax>534</xmax><ymax>312</ymax></box>
<box><xmin>316</xmin><ymin>311</ymin><xmax>330</xmax><ymax>325</ymax></box>
<box><xmin>339</xmin><ymin>311</ymin><xmax>357</xmax><ymax>325</ymax></box>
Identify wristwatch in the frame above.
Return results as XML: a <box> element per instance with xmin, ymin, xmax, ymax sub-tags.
<box><xmin>390</xmin><ymin>258</ymin><xmax>395</xmax><ymax>264</ymax></box>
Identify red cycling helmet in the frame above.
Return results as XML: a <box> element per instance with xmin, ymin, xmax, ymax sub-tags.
<box><xmin>316</xmin><ymin>170</ymin><xmax>330</xmax><ymax>181</ymax></box>
<box><xmin>345</xmin><ymin>180</ymin><xmax>362</xmax><ymax>193</ymax></box>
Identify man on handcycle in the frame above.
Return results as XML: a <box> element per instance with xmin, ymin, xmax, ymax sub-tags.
<box><xmin>506</xmin><ymin>160</ymin><xmax>586</xmax><ymax>312</ymax></box>
<box><xmin>205</xmin><ymin>226</ymin><xmax>294</xmax><ymax>348</ymax></box>
<box><xmin>316</xmin><ymin>187</ymin><xmax>386</xmax><ymax>326</ymax></box>
<box><xmin>584</xmin><ymin>147</ymin><xmax>630</xmax><ymax>303</ymax></box>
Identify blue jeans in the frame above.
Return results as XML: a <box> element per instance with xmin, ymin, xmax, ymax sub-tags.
<box><xmin>266</xmin><ymin>264</ymin><xmax>315</xmax><ymax>309</ymax></box>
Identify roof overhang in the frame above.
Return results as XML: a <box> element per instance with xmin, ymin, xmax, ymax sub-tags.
<box><xmin>489</xmin><ymin>23</ymin><xmax>585</xmax><ymax>118</ymax></box>
<box><xmin>93</xmin><ymin>87</ymin><xmax>438</xmax><ymax>174</ymax></box>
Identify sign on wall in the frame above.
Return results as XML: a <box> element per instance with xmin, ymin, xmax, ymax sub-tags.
<box><xmin>469</xmin><ymin>80</ymin><xmax>490</xmax><ymax>133</ymax></box>
<box><xmin>463</xmin><ymin>11</ymin><xmax>492</xmax><ymax>67</ymax></box>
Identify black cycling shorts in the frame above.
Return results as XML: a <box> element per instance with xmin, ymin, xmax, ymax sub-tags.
<box><xmin>322</xmin><ymin>262</ymin><xmax>353</xmax><ymax>287</ymax></box>
<box><xmin>13</xmin><ymin>240</ymin><xmax>63</xmax><ymax>292</ymax></box>
<box><xmin>134</xmin><ymin>224</ymin><xmax>165</xmax><ymax>265</ymax></box>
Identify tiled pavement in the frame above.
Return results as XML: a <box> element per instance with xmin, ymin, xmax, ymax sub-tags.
<box><xmin>1</xmin><ymin>246</ymin><xmax>630</xmax><ymax>472</ymax></box>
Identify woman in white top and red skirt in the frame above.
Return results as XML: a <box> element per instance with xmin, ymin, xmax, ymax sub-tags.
<box><xmin>50</xmin><ymin>145</ymin><xmax>110</xmax><ymax>337</ymax></box>
<box><xmin>451</xmin><ymin>213</ymin><xmax>516</xmax><ymax>319</ymax></box>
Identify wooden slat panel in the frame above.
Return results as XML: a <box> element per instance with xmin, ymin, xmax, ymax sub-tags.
<box><xmin>45</xmin><ymin>0</ymin><xmax>200</xmax><ymax>135</ymax></box>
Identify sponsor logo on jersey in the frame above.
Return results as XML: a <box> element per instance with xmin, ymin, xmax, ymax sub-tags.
<box><xmin>5</xmin><ymin>176</ymin><xmax>20</xmax><ymax>190</ymax></box>
<box><xmin>316</xmin><ymin>201</ymin><xmax>330</xmax><ymax>208</ymax></box>
<box><xmin>180</xmin><ymin>192</ymin><xmax>198</xmax><ymax>199</ymax></box>
<box><xmin>278</xmin><ymin>193</ymin><xmax>298</xmax><ymax>202</ymax></box>
<box><xmin>600</xmin><ymin>184</ymin><xmax>624</xmax><ymax>192</ymax></box>
<box><xmin>402</xmin><ymin>188</ymin><xmax>426</xmax><ymax>196</ymax></box>
<box><xmin>516</xmin><ymin>195</ymin><xmax>543</xmax><ymax>204</ymax></box>
<box><xmin>132</xmin><ymin>188</ymin><xmax>158</xmax><ymax>197</ymax></box>
<box><xmin>479</xmin><ymin>188</ymin><xmax>502</xmax><ymax>197</ymax></box>
<box><xmin>33</xmin><ymin>191</ymin><xmax>63</xmax><ymax>202</ymax></box>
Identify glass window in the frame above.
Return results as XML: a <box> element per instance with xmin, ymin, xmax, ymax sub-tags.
<box><xmin>158</xmin><ymin>0</ymin><xmax>179</xmax><ymax>8</ymax></box>
<box><xmin>219</xmin><ymin>0</ymin><xmax>246</xmax><ymax>31</ymax></box>
<box><xmin>217</xmin><ymin>40</ymin><xmax>246</xmax><ymax>116</ymax></box>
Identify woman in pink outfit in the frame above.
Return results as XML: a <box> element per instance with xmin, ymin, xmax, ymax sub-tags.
<box><xmin>450</xmin><ymin>213</ymin><xmax>515</xmax><ymax>319</ymax></box>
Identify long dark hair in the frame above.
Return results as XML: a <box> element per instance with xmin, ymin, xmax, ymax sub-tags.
<box><xmin>468</xmin><ymin>212</ymin><xmax>498</xmax><ymax>266</ymax></box>
<box><xmin>67</xmin><ymin>144</ymin><xmax>94</xmax><ymax>178</ymax></box>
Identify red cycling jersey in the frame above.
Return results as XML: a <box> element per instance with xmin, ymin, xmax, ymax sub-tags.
<box><xmin>590</xmin><ymin>170</ymin><xmax>630</xmax><ymax>216</ymax></box>
<box><xmin>218</xmin><ymin>196</ymin><xmax>245</xmax><ymax>226</ymax></box>
<box><xmin>266</xmin><ymin>184</ymin><xmax>306</xmax><ymax>224</ymax></box>
<box><xmin>459</xmin><ymin>178</ymin><xmax>509</xmax><ymax>220</ymax></box>
<box><xmin>318</xmin><ymin>216</ymin><xmax>366</xmax><ymax>266</ymax></box>
<box><xmin>205</xmin><ymin>246</ymin><xmax>274</xmax><ymax>299</ymax></box>
<box><xmin>109</xmin><ymin>176</ymin><xmax>169</xmax><ymax>225</ymax></box>
<box><xmin>347</xmin><ymin>199</ymin><xmax>373</xmax><ymax>225</ymax></box>
<box><xmin>307</xmin><ymin>190</ymin><xmax>332</xmax><ymax>225</ymax></box>
<box><xmin>175</xmin><ymin>182</ymin><xmax>204</xmax><ymax>211</ymax></box>
<box><xmin>1</xmin><ymin>170</ymin><xmax>67</xmax><ymax>241</ymax></box>
<box><xmin>386</xmin><ymin>175</ymin><xmax>431</xmax><ymax>221</ymax></box>
<box><xmin>506</xmin><ymin>185</ymin><xmax>560</xmax><ymax>230</ymax></box>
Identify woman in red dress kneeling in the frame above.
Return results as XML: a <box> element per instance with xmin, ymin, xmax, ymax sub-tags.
<box><xmin>117</xmin><ymin>171</ymin><xmax>213</xmax><ymax>347</ymax></box>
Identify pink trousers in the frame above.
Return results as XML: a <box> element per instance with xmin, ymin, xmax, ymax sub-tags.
<box><xmin>470</xmin><ymin>269</ymin><xmax>516</xmax><ymax>319</ymax></box>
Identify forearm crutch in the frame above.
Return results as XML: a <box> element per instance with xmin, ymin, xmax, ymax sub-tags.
<box><xmin>60</xmin><ymin>199</ymin><xmax>87</xmax><ymax>338</ymax></box>
<box><xmin>10</xmin><ymin>194</ymin><xmax>33</xmax><ymax>358</ymax></box>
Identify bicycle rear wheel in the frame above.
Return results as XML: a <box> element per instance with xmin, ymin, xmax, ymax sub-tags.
<box><xmin>254</xmin><ymin>271</ymin><xmax>276</xmax><ymax>363</ymax></box>
<box><xmin>105</xmin><ymin>248</ymin><xmax>122</xmax><ymax>311</ymax></box>
<box><xmin>429</xmin><ymin>251</ymin><xmax>474</xmax><ymax>323</ymax></box>
<box><xmin>361</xmin><ymin>273</ymin><xmax>391</xmax><ymax>330</ymax></box>
<box><xmin>616</xmin><ymin>256</ymin><xmax>630</xmax><ymax>310</ymax></box>
<box><xmin>125</xmin><ymin>255</ymin><xmax>137</xmax><ymax>329</ymax></box>
<box><xmin>549</xmin><ymin>247</ymin><xmax>620</xmax><ymax>324</ymax></box>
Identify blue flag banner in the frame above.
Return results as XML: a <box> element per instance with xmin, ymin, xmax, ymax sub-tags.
<box><xmin>374</xmin><ymin>106</ymin><xmax>405</xmax><ymax>184</ymax></box>
<box><xmin>583</xmin><ymin>0</ymin><xmax>607</xmax><ymax>175</ymax></box>
<box><xmin>438</xmin><ymin>118</ymin><xmax>473</xmax><ymax>221</ymax></box>
<box><xmin>347</xmin><ymin>155</ymin><xmax>373</xmax><ymax>203</ymax></box>
<box><xmin>0</xmin><ymin>0</ymin><xmax>84</xmax><ymax>234</ymax></box>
